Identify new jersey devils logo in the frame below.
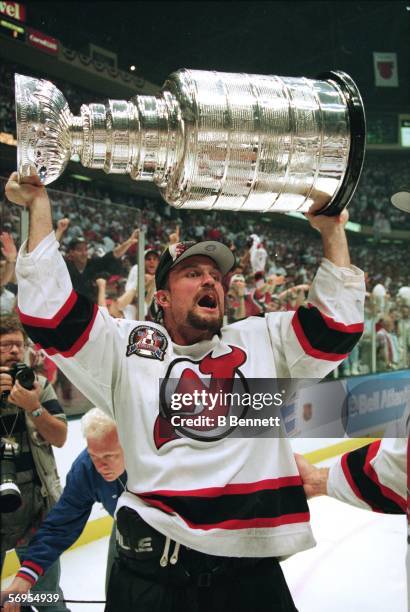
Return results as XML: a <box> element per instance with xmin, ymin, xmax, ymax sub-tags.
<box><xmin>154</xmin><ymin>345</ymin><xmax>248</xmax><ymax>449</ymax></box>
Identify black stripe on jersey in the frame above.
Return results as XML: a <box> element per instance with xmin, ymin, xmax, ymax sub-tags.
<box><xmin>297</xmin><ymin>306</ymin><xmax>363</xmax><ymax>355</ymax></box>
<box><xmin>22</xmin><ymin>294</ymin><xmax>95</xmax><ymax>354</ymax></box>
<box><xmin>141</xmin><ymin>483</ymin><xmax>308</xmax><ymax>527</ymax></box>
<box><xmin>346</xmin><ymin>445</ymin><xmax>404</xmax><ymax>514</ymax></box>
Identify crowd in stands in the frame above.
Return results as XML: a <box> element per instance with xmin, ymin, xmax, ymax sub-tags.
<box><xmin>355</xmin><ymin>158</ymin><xmax>410</xmax><ymax>232</ymax></box>
<box><xmin>1</xmin><ymin>170</ymin><xmax>409</xmax><ymax>391</ymax></box>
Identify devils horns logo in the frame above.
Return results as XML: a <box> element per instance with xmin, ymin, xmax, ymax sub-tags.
<box><xmin>154</xmin><ymin>345</ymin><xmax>248</xmax><ymax>449</ymax></box>
<box><xmin>377</xmin><ymin>61</ymin><xmax>394</xmax><ymax>80</ymax></box>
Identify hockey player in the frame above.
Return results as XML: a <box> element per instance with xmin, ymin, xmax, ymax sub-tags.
<box><xmin>295</xmin><ymin>415</ymin><xmax>409</xmax><ymax>609</ymax></box>
<box><xmin>6</xmin><ymin>170</ymin><xmax>365</xmax><ymax>612</ymax></box>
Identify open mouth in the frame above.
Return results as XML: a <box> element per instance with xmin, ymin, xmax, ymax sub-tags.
<box><xmin>197</xmin><ymin>293</ymin><xmax>217</xmax><ymax>309</ymax></box>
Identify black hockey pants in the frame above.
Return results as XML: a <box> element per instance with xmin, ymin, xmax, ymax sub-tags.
<box><xmin>105</xmin><ymin>506</ymin><xmax>298</xmax><ymax>612</ymax></box>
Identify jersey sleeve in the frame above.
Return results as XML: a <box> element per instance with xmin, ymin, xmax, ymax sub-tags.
<box><xmin>327</xmin><ymin>438</ymin><xmax>407</xmax><ymax>514</ymax></box>
<box><xmin>265</xmin><ymin>258</ymin><xmax>365</xmax><ymax>378</ymax></box>
<box><xmin>16</xmin><ymin>232</ymin><xmax>125</xmax><ymax>418</ymax></box>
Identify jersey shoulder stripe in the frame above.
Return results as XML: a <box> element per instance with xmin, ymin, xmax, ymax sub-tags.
<box><xmin>341</xmin><ymin>442</ymin><xmax>406</xmax><ymax>513</ymax></box>
<box><xmin>19</xmin><ymin>291</ymin><xmax>97</xmax><ymax>357</ymax></box>
<box><xmin>292</xmin><ymin>305</ymin><xmax>363</xmax><ymax>361</ymax></box>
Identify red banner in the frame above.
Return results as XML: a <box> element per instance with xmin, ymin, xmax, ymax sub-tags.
<box><xmin>0</xmin><ymin>1</ymin><xmax>25</xmax><ymax>22</ymax></box>
<box><xmin>27</xmin><ymin>28</ymin><xmax>59</xmax><ymax>55</ymax></box>
<box><xmin>373</xmin><ymin>52</ymin><xmax>399</xmax><ymax>87</ymax></box>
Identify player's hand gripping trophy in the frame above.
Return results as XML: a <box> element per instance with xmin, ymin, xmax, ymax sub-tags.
<box><xmin>15</xmin><ymin>68</ymin><xmax>365</xmax><ymax>216</ymax></box>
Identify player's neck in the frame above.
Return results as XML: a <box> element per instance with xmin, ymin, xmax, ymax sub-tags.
<box><xmin>166</xmin><ymin>322</ymin><xmax>214</xmax><ymax>346</ymax></box>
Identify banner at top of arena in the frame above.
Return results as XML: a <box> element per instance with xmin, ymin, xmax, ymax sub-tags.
<box><xmin>0</xmin><ymin>1</ymin><xmax>25</xmax><ymax>23</ymax></box>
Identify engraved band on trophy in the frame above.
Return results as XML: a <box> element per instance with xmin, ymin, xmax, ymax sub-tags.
<box><xmin>15</xmin><ymin>69</ymin><xmax>366</xmax><ymax>215</ymax></box>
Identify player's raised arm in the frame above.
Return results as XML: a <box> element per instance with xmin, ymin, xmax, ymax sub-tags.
<box><xmin>305</xmin><ymin>207</ymin><xmax>351</xmax><ymax>268</ymax></box>
<box><xmin>5</xmin><ymin>170</ymin><xmax>124</xmax><ymax>416</ymax></box>
<box><xmin>266</xmin><ymin>208</ymin><xmax>365</xmax><ymax>379</ymax></box>
<box><xmin>5</xmin><ymin>169</ymin><xmax>53</xmax><ymax>252</ymax></box>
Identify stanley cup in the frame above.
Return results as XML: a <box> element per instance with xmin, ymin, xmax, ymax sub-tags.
<box><xmin>15</xmin><ymin>69</ymin><xmax>365</xmax><ymax>214</ymax></box>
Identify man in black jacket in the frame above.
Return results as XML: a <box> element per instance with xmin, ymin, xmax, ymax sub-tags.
<box><xmin>65</xmin><ymin>232</ymin><xmax>138</xmax><ymax>302</ymax></box>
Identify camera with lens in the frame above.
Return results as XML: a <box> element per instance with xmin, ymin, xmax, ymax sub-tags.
<box><xmin>0</xmin><ymin>437</ymin><xmax>22</xmax><ymax>512</ymax></box>
<box><xmin>0</xmin><ymin>362</ymin><xmax>35</xmax><ymax>406</ymax></box>
<box><xmin>8</xmin><ymin>362</ymin><xmax>36</xmax><ymax>391</ymax></box>
<box><xmin>0</xmin><ymin>363</ymin><xmax>35</xmax><ymax>513</ymax></box>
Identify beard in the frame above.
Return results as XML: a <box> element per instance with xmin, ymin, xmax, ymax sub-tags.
<box><xmin>187</xmin><ymin>309</ymin><xmax>223</xmax><ymax>335</ymax></box>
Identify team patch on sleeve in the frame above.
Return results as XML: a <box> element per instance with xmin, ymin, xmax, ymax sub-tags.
<box><xmin>342</xmin><ymin>441</ymin><xmax>406</xmax><ymax>514</ymax></box>
<box><xmin>18</xmin><ymin>290</ymin><xmax>98</xmax><ymax>358</ymax></box>
<box><xmin>126</xmin><ymin>325</ymin><xmax>168</xmax><ymax>361</ymax></box>
<box><xmin>292</xmin><ymin>304</ymin><xmax>364</xmax><ymax>361</ymax></box>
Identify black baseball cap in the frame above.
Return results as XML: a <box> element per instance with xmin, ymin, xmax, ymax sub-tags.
<box><xmin>67</xmin><ymin>237</ymin><xmax>86</xmax><ymax>250</ymax></box>
<box><xmin>155</xmin><ymin>241</ymin><xmax>235</xmax><ymax>289</ymax></box>
<box><xmin>145</xmin><ymin>247</ymin><xmax>160</xmax><ymax>258</ymax></box>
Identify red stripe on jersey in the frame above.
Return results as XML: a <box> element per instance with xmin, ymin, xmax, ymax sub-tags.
<box><xmin>291</xmin><ymin>311</ymin><xmax>347</xmax><ymax>362</ymax></box>
<box><xmin>181</xmin><ymin>513</ymin><xmax>311</xmax><ymax>531</ymax></box>
<box><xmin>44</xmin><ymin>304</ymin><xmax>98</xmax><ymax>358</ymax></box>
<box><xmin>18</xmin><ymin>290</ymin><xmax>78</xmax><ymax>328</ymax></box>
<box><xmin>21</xmin><ymin>560</ymin><xmax>44</xmax><ymax>575</ymax></box>
<box><xmin>341</xmin><ymin>452</ymin><xmax>369</xmax><ymax>506</ymax></box>
<box><xmin>307</xmin><ymin>303</ymin><xmax>364</xmax><ymax>333</ymax></box>
<box><xmin>364</xmin><ymin>441</ymin><xmax>407</xmax><ymax>512</ymax></box>
<box><xmin>139</xmin><ymin>476</ymin><xmax>303</xmax><ymax>498</ymax></box>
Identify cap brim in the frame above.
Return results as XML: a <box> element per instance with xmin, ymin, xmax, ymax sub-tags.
<box><xmin>169</xmin><ymin>241</ymin><xmax>235</xmax><ymax>277</ymax></box>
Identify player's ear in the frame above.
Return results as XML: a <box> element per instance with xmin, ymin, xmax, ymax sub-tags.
<box><xmin>155</xmin><ymin>289</ymin><xmax>171</xmax><ymax>310</ymax></box>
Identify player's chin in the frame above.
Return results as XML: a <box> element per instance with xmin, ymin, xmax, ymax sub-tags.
<box><xmin>188</xmin><ymin>308</ymin><xmax>223</xmax><ymax>331</ymax></box>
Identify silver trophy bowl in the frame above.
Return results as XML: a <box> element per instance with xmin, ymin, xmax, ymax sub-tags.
<box><xmin>15</xmin><ymin>69</ymin><xmax>366</xmax><ymax>215</ymax></box>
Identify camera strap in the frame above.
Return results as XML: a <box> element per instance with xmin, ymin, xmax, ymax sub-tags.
<box><xmin>0</xmin><ymin>410</ymin><xmax>19</xmax><ymax>443</ymax></box>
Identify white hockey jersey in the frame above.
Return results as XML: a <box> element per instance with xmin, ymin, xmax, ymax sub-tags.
<box><xmin>327</xmin><ymin>436</ymin><xmax>407</xmax><ymax>514</ymax></box>
<box><xmin>16</xmin><ymin>231</ymin><xmax>365</xmax><ymax>558</ymax></box>
<box><xmin>327</xmin><ymin>418</ymin><xmax>409</xmax><ymax>609</ymax></box>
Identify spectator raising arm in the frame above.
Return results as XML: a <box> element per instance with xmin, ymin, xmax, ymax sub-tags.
<box><xmin>113</xmin><ymin>228</ymin><xmax>139</xmax><ymax>259</ymax></box>
<box><xmin>0</xmin><ymin>231</ymin><xmax>17</xmax><ymax>286</ymax></box>
<box><xmin>168</xmin><ymin>225</ymin><xmax>180</xmax><ymax>245</ymax></box>
<box><xmin>55</xmin><ymin>217</ymin><xmax>70</xmax><ymax>243</ymax></box>
<box><xmin>96</xmin><ymin>277</ymin><xmax>107</xmax><ymax>308</ymax></box>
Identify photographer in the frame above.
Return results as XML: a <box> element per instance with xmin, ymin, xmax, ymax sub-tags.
<box><xmin>1</xmin><ymin>408</ymin><xmax>126</xmax><ymax>612</ymax></box>
<box><xmin>0</xmin><ymin>314</ymin><xmax>68</xmax><ymax>612</ymax></box>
